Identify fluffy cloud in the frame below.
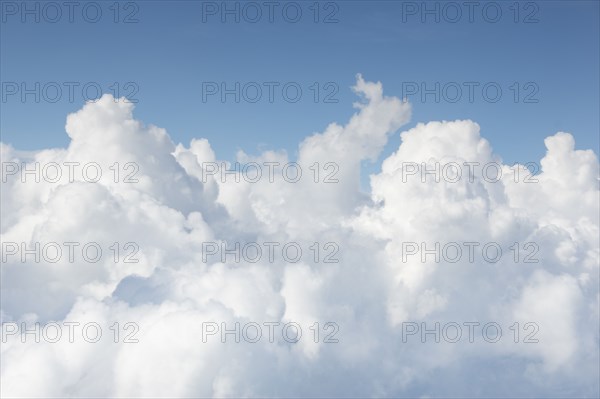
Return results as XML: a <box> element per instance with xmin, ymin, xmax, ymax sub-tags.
<box><xmin>1</xmin><ymin>75</ymin><xmax>598</xmax><ymax>397</ymax></box>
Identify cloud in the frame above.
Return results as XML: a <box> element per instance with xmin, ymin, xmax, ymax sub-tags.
<box><xmin>1</xmin><ymin>75</ymin><xmax>598</xmax><ymax>397</ymax></box>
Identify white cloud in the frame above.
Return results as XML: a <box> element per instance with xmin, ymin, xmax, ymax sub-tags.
<box><xmin>1</xmin><ymin>75</ymin><xmax>598</xmax><ymax>397</ymax></box>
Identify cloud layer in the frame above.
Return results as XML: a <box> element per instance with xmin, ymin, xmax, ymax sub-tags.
<box><xmin>1</xmin><ymin>75</ymin><xmax>598</xmax><ymax>397</ymax></box>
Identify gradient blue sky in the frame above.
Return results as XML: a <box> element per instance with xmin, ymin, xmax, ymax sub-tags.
<box><xmin>1</xmin><ymin>0</ymin><xmax>598</xmax><ymax>178</ymax></box>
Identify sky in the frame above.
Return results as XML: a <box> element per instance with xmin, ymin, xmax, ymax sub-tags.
<box><xmin>1</xmin><ymin>1</ymin><xmax>599</xmax><ymax>398</ymax></box>
<box><xmin>1</xmin><ymin>1</ymin><xmax>598</xmax><ymax>168</ymax></box>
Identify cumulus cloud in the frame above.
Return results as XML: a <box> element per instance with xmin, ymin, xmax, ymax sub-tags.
<box><xmin>1</xmin><ymin>75</ymin><xmax>598</xmax><ymax>397</ymax></box>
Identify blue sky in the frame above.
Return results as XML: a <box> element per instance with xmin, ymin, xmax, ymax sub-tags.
<box><xmin>1</xmin><ymin>0</ymin><xmax>598</xmax><ymax>175</ymax></box>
